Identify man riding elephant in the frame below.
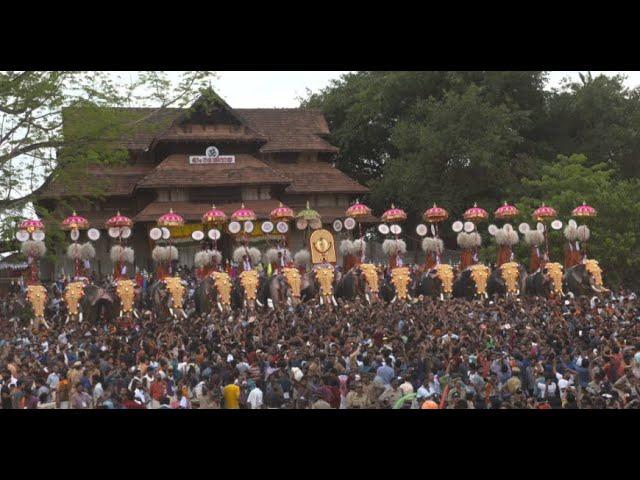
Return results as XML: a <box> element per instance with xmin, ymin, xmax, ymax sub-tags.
<box><xmin>452</xmin><ymin>231</ymin><xmax>488</xmax><ymax>299</ymax></box>
<box><xmin>487</xmin><ymin>226</ymin><xmax>525</xmax><ymax>297</ymax></box>
<box><xmin>233</xmin><ymin>246</ymin><xmax>263</xmax><ymax>311</ymax></box>
<box><xmin>415</xmin><ymin>237</ymin><xmax>453</xmax><ymax>299</ymax></box>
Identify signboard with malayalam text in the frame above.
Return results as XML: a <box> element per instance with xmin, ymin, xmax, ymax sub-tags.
<box><xmin>189</xmin><ymin>145</ymin><xmax>235</xmax><ymax>164</ymax></box>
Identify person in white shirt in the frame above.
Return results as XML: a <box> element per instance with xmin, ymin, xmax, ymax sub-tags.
<box><xmin>247</xmin><ymin>384</ymin><xmax>264</xmax><ymax>409</ymax></box>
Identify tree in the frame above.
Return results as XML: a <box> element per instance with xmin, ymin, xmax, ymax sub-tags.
<box><xmin>0</xmin><ymin>71</ymin><xmax>214</xmax><ymax>258</ymax></box>
<box><xmin>370</xmin><ymin>84</ymin><xmax>525</xmax><ymax>218</ymax></box>
<box><xmin>0</xmin><ymin>71</ymin><xmax>214</xmax><ymax>220</ymax></box>
<box><xmin>543</xmin><ymin>73</ymin><xmax>640</xmax><ymax>179</ymax></box>
<box><xmin>517</xmin><ymin>154</ymin><xmax>640</xmax><ymax>288</ymax></box>
<box><xmin>302</xmin><ymin>71</ymin><xmax>548</xmax><ymax>184</ymax></box>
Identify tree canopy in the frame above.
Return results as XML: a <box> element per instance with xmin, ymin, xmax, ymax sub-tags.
<box><xmin>303</xmin><ymin>71</ymin><xmax>640</xmax><ymax>287</ymax></box>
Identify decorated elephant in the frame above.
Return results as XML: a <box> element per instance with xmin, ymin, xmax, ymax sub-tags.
<box><xmin>234</xmin><ymin>270</ymin><xmax>268</xmax><ymax>311</ymax></box>
<box><xmin>335</xmin><ymin>263</ymin><xmax>382</xmax><ymax>304</ymax></box>
<box><xmin>415</xmin><ymin>264</ymin><xmax>454</xmax><ymax>300</ymax></box>
<box><xmin>80</xmin><ymin>283</ymin><xmax>117</xmax><ymax>323</ymax></box>
<box><xmin>195</xmin><ymin>271</ymin><xmax>233</xmax><ymax>315</ymax></box>
<box><xmin>487</xmin><ymin>262</ymin><xmax>527</xmax><ymax>297</ymax></box>
<box><xmin>453</xmin><ymin>265</ymin><xmax>490</xmax><ymax>299</ymax></box>
<box><xmin>525</xmin><ymin>262</ymin><xmax>564</xmax><ymax>298</ymax></box>
<box><xmin>149</xmin><ymin>277</ymin><xmax>186</xmax><ymax>319</ymax></box>
<box><xmin>564</xmin><ymin>260</ymin><xmax>608</xmax><ymax>297</ymax></box>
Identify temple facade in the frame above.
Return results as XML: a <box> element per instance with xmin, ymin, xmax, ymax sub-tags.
<box><xmin>37</xmin><ymin>90</ymin><xmax>371</xmax><ymax>279</ymax></box>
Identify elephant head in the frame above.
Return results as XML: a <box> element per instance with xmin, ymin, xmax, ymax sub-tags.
<box><xmin>488</xmin><ymin>262</ymin><xmax>526</xmax><ymax>297</ymax></box>
<box><xmin>564</xmin><ymin>260</ymin><xmax>607</xmax><ymax>296</ymax></box>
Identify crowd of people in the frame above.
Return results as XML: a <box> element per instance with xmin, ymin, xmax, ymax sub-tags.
<box><xmin>1</xmin><ymin>265</ymin><xmax>639</xmax><ymax>410</ymax></box>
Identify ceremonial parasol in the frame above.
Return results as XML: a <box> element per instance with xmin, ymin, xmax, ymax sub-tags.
<box><xmin>270</xmin><ymin>202</ymin><xmax>295</xmax><ymax>222</ymax></box>
<box><xmin>61</xmin><ymin>211</ymin><xmax>89</xmax><ymax>231</ymax></box>
<box><xmin>532</xmin><ymin>203</ymin><xmax>556</xmax><ymax>222</ymax></box>
<box><xmin>345</xmin><ymin>201</ymin><xmax>371</xmax><ymax>219</ymax></box>
<box><xmin>19</xmin><ymin>218</ymin><xmax>44</xmax><ymax>234</ymax></box>
<box><xmin>572</xmin><ymin>201</ymin><xmax>597</xmax><ymax>218</ymax></box>
<box><xmin>345</xmin><ymin>200</ymin><xmax>371</xmax><ymax>260</ymax></box>
<box><xmin>202</xmin><ymin>204</ymin><xmax>227</xmax><ymax>225</ymax></box>
<box><xmin>270</xmin><ymin>202</ymin><xmax>295</xmax><ymax>247</ymax></box>
<box><xmin>231</xmin><ymin>203</ymin><xmax>256</xmax><ymax>222</ymax></box>
<box><xmin>423</xmin><ymin>203</ymin><xmax>449</xmax><ymax>224</ymax></box>
<box><xmin>532</xmin><ymin>203</ymin><xmax>556</xmax><ymax>258</ymax></box>
<box><xmin>157</xmin><ymin>208</ymin><xmax>184</xmax><ymax>227</ymax></box>
<box><xmin>105</xmin><ymin>211</ymin><xmax>133</xmax><ymax>228</ymax></box>
<box><xmin>463</xmin><ymin>203</ymin><xmax>489</xmax><ymax>223</ymax></box>
<box><xmin>572</xmin><ymin>201</ymin><xmax>597</xmax><ymax>258</ymax></box>
<box><xmin>494</xmin><ymin>202</ymin><xmax>519</xmax><ymax>221</ymax></box>
<box><xmin>296</xmin><ymin>201</ymin><xmax>321</xmax><ymax>241</ymax></box>
<box><xmin>157</xmin><ymin>209</ymin><xmax>183</xmax><ymax>275</ymax></box>
<box><xmin>381</xmin><ymin>204</ymin><xmax>407</xmax><ymax>223</ymax></box>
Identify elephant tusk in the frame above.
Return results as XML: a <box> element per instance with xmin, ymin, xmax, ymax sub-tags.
<box><xmin>133</xmin><ymin>310</ymin><xmax>139</xmax><ymax>319</ymax></box>
<box><xmin>320</xmin><ymin>296</ymin><xmax>324</xmax><ymax>305</ymax></box>
<box><xmin>169</xmin><ymin>307</ymin><xmax>174</xmax><ymax>317</ymax></box>
<box><xmin>440</xmin><ymin>293</ymin><xmax>444</xmax><ymax>301</ymax></box>
<box><xmin>256</xmin><ymin>299</ymin><xmax>264</xmax><ymax>308</ymax></box>
<box><xmin>332</xmin><ymin>296</ymin><xmax>338</xmax><ymax>307</ymax></box>
<box><xmin>391</xmin><ymin>296</ymin><xmax>396</xmax><ymax>303</ymax></box>
<box><xmin>183</xmin><ymin>310</ymin><xmax>188</xmax><ymax>319</ymax></box>
<box><xmin>218</xmin><ymin>302</ymin><xmax>223</xmax><ymax>312</ymax></box>
<box><xmin>365</xmin><ymin>293</ymin><xmax>371</xmax><ymax>304</ymax></box>
<box><xmin>65</xmin><ymin>315</ymin><xmax>69</xmax><ymax>325</ymax></box>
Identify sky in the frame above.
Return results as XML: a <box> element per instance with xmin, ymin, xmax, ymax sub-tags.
<box><xmin>206</xmin><ymin>71</ymin><xmax>640</xmax><ymax>108</ymax></box>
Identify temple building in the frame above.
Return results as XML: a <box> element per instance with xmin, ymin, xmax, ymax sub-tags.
<box><xmin>37</xmin><ymin>90</ymin><xmax>371</xmax><ymax>279</ymax></box>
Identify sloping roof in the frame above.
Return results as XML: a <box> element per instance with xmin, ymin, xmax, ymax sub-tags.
<box><xmin>62</xmin><ymin>106</ymin><xmax>338</xmax><ymax>154</ymax></box>
<box><xmin>264</xmin><ymin>160</ymin><xmax>369</xmax><ymax>194</ymax></box>
<box><xmin>134</xmin><ymin>200</ymin><xmax>286</xmax><ymax>222</ymax></box>
<box><xmin>136</xmin><ymin>154</ymin><xmax>291</xmax><ymax>189</ymax></box>
<box><xmin>38</xmin><ymin>165</ymin><xmax>155</xmax><ymax>199</ymax></box>
<box><xmin>237</xmin><ymin>109</ymin><xmax>337</xmax><ymax>153</ymax></box>
<box><xmin>62</xmin><ymin>107</ymin><xmax>181</xmax><ymax>150</ymax></box>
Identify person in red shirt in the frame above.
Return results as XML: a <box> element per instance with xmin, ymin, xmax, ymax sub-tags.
<box><xmin>123</xmin><ymin>391</ymin><xmax>146</xmax><ymax>409</ymax></box>
<box><xmin>150</xmin><ymin>375</ymin><xmax>167</xmax><ymax>407</ymax></box>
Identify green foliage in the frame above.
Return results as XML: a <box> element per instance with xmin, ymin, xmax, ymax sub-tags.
<box><xmin>0</xmin><ymin>71</ymin><xmax>214</xmax><ymax>250</ymax></box>
<box><xmin>518</xmin><ymin>154</ymin><xmax>640</xmax><ymax>287</ymax></box>
<box><xmin>304</xmin><ymin>71</ymin><xmax>640</xmax><ymax>288</ymax></box>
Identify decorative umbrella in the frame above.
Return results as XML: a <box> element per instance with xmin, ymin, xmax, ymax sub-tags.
<box><xmin>345</xmin><ymin>200</ymin><xmax>371</xmax><ymax>219</ymax></box>
<box><xmin>270</xmin><ymin>202</ymin><xmax>295</xmax><ymax>222</ymax></box>
<box><xmin>572</xmin><ymin>202</ymin><xmax>597</xmax><ymax>258</ymax></box>
<box><xmin>423</xmin><ymin>203</ymin><xmax>449</xmax><ymax>224</ymax></box>
<box><xmin>532</xmin><ymin>203</ymin><xmax>557</xmax><ymax>222</ymax></box>
<box><xmin>19</xmin><ymin>218</ymin><xmax>44</xmax><ymax>233</ymax></box>
<box><xmin>157</xmin><ymin>208</ymin><xmax>184</xmax><ymax>227</ymax></box>
<box><xmin>61</xmin><ymin>211</ymin><xmax>89</xmax><ymax>231</ymax></box>
<box><xmin>494</xmin><ymin>202</ymin><xmax>519</xmax><ymax>221</ymax></box>
<box><xmin>296</xmin><ymin>201</ymin><xmax>321</xmax><ymax>238</ymax></box>
<box><xmin>231</xmin><ymin>203</ymin><xmax>256</xmax><ymax>222</ymax></box>
<box><xmin>105</xmin><ymin>211</ymin><xmax>133</xmax><ymax>228</ymax></box>
<box><xmin>572</xmin><ymin>201</ymin><xmax>597</xmax><ymax>218</ymax></box>
<box><xmin>157</xmin><ymin>209</ymin><xmax>183</xmax><ymax>276</ymax></box>
<box><xmin>202</xmin><ymin>204</ymin><xmax>227</xmax><ymax>226</ymax></box>
<box><xmin>296</xmin><ymin>201</ymin><xmax>321</xmax><ymax>221</ymax></box>
<box><xmin>381</xmin><ymin>204</ymin><xmax>407</xmax><ymax>223</ymax></box>
<box><xmin>270</xmin><ymin>202</ymin><xmax>295</xmax><ymax>249</ymax></box>
<box><xmin>532</xmin><ymin>203</ymin><xmax>556</xmax><ymax>259</ymax></box>
<box><xmin>463</xmin><ymin>203</ymin><xmax>489</xmax><ymax>223</ymax></box>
